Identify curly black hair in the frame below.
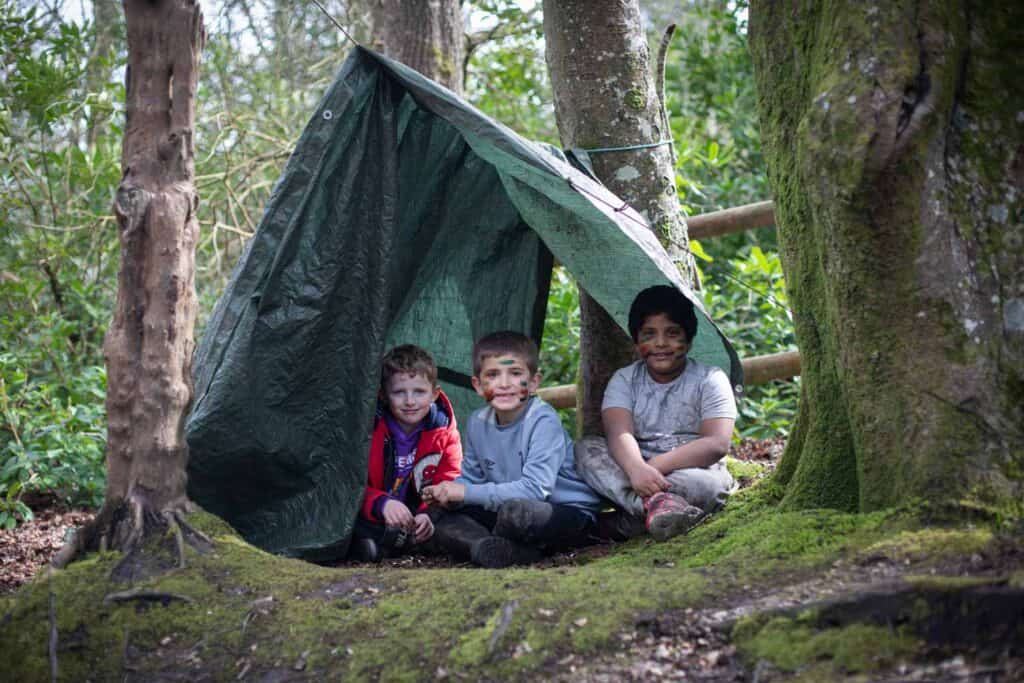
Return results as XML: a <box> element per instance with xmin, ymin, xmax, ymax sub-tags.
<box><xmin>627</xmin><ymin>285</ymin><xmax>697</xmax><ymax>343</ymax></box>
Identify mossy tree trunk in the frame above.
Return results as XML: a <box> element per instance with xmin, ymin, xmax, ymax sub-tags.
<box><xmin>543</xmin><ymin>0</ymin><xmax>691</xmax><ymax>436</ymax></box>
<box><xmin>370</xmin><ymin>0</ymin><xmax>464</xmax><ymax>94</ymax></box>
<box><xmin>749</xmin><ymin>2</ymin><xmax>1024</xmax><ymax>511</ymax></box>
<box><xmin>54</xmin><ymin>0</ymin><xmax>208</xmax><ymax>571</ymax></box>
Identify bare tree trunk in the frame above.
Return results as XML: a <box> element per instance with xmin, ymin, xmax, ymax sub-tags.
<box><xmin>750</xmin><ymin>1</ymin><xmax>1024</xmax><ymax>511</ymax></box>
<box><xmin>54</xmin><ymin>0</ymin><xmax>209</xmax><ymax>573</ymax></box>
<box><xmin>84</xmin><ymin>0</ymin><xmax>122</xmax><ymax>148</ymax></box>
<box><xmin>370</xmin><ymin>0</ymin><xmax>464</xmax><ymax>94</ymax></box>
<box><xmin>543</xmin><ymin>0</ymin><xmax>691</xmax><ymax>435</ymax></box>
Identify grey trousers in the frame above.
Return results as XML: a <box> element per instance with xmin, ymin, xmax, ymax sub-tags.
<box><xmin>575</xmin><ymin>435</ymin><xmax>735</xmax><ymax>518</ymax></box>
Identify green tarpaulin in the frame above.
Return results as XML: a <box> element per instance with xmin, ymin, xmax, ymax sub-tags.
<box><xmin>186</xmin><ymin>47</ymin><xmax>742</xmax><ymax>560</ymax></box>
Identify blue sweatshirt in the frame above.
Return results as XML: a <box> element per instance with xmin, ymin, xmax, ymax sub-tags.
<box><xmin>457</xmin><ymin>397</ymin><xmax>602</xmax><ymax>514</ymax></box>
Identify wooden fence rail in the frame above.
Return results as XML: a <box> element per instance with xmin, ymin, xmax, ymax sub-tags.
<box><xmin>686</xmin><ymin>200</ymin><xmax>775</xmax><ymax>239</ymax></box>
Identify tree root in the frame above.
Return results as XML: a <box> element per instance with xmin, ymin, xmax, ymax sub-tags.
<box><xmin>103</xmin><ymin>589</ymin><xmax>195</xmax><ymax>606</ymax></box>
<box><xmin>50</xmin><ymin>495</ymin><xmax>213</xmax><ymax>581</ymax></box>
<box><xmin>48</xmin><ymin>572</ymin><xmax>58</xmax><ymax>683</ymax></box>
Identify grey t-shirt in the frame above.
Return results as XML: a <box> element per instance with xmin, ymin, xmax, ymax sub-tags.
<box><xmin>601</xmin><ymin>359</ymin><xmax>737</xmax><ymax>457</ymax></box>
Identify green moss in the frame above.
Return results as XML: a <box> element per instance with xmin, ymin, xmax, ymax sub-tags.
<box><xmin>725</xmin><ymin>456</ymin><xmax>766</xmax><ymax>481</ymax></box>
<box><xmin>2</xmin><ymin>498</ymin><xmax>1004</xmax><ymax>680</ymax></box>
<box><xmin>734</xmin><ymin>615</ymin><xmax>919</xmax><ymax>674</ymax></box>
<box><xmin>857</xmin><ymin>527</ymin><xmax>993</xmax><ymax>564</ymax></box>
<box><xmin>624</xmin><ymin>88</ymin><xmax>645</xmax><ymax>110</ymax></box>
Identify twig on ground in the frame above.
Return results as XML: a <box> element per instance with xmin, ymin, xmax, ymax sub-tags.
<box><xmin>487</xmin><ymin>600</ymin><xmax>519</xmax><ymax>657</ymax></box>
<box><xmin>103</xmin><ymin>589</ymin><xmax>194</xmax><ymax>605</ymax></box>
<box><xmin>48</xmin><ymin>573</ymin><xmax>58</xmax><ymax>683</ymax></box>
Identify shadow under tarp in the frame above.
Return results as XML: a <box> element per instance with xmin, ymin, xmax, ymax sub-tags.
<box><xmin>185</xmin><ymin>46</ymin><xmax>742</xmax><ymax>561</ymax></box>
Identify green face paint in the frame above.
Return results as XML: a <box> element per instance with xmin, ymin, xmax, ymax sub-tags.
<box><xmin>498</xmin><ymin>359</ymin><xmax>515</xmax><ymax>365</ymax></box>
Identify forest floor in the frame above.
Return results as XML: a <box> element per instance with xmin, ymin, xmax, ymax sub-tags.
<box><xmin>2</xmin><ymin>438</ymin><xmax>1022</xmax><ymax>681</ymax></box>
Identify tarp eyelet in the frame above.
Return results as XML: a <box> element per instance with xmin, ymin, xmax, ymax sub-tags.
<box><xmin>323</xmin><ymin>110</ymin><xmax>333</xmax><ymax>120</ymax></box>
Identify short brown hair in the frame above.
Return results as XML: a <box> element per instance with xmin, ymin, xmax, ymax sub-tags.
<box><xmin>472</xmin><ymin>331</ymin><xmax>539</xmax><ymax>376</ymax></box>
<box><xmin>380</xmin><ymin>345</ymin><xmax>438</xmax><ymax>390</ymax></box>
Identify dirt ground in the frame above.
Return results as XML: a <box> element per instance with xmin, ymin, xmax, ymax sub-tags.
<box><xmin>4</xmin><ymin>437</ymin><xmax>1021</xmax><ymax>681</ymax></box>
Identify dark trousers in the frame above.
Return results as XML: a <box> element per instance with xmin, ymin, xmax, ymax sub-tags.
<box><xmin>352</xmin><ymin>516</ymin><xmax>412</xmax><ymax>552</ymax></box>
<box><xmin>433</xmin><ymin>499</ymin><xmax>595</xmax><ymax>561</ymax></box>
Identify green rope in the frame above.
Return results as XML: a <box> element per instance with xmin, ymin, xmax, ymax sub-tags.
<box><xmin>581</xmin><ymin>139</ymin><xmax>674</xmax><ymax>154</ymax></box>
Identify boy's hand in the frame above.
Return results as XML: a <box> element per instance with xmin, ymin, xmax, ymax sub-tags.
<box><xmin>381</xmin><ymin>499</ymin><xmax>415</xmax><ymax>530</ymax></box>
<box><xmin>413</xmin><ymin>513</ymin><xmax>434</xmax><ymax>543</ymax></box>
<box><xmin>626</xmin><ymin>462</ymin><xmax>670</xmax><ymax>498</ymax></box>
<box><xmin>423</xmin><ymin>481</ymin><xmax>465</xmax><ymax>508</ymax></box>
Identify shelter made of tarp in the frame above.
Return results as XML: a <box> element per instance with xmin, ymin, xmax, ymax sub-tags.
<box><xmin>186</xmin><ymin>46</ymin><xmax>742</xmax><ymax>561</ymax></box>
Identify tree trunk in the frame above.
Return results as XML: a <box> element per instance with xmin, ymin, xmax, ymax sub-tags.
<box><xmin>543</xmin><ymin>0</ymin><xmax>691</xmax><ymax>435</ymax></box>
<box><xmin>749</xmin><ymin>2</ymin><xmax>1023</xmax><ymax>511</ymax></box>
<box><xmin>54</xmin><ymin>0</ymin><xmax>208</xmax><ymax>572</ymax></box>
<box><xmin>370</xmin><ymin>0</ymin><xmax>464</xmax><ymax>94</ymax></box>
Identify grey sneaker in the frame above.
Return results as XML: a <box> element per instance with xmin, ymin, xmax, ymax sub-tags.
<box><xmin>470</xmin><ymin>536</ymin><xmax>543</xmax><ymax>569</ymax></box>
<box><xmin>644</xmin><ymin>492</ymin><xmax>704</xmax><ymax>542</ymax></box>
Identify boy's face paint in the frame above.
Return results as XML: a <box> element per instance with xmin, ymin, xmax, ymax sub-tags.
<box><xmin>472</xmin><ymin>354</ymin><xmax>541</xmax><ymax>425</ymax></box>
<box><xmin>635</xmin><ymin>313</ymin><xmax>690</xmax><ymax>383</ymax></box>
<box><xmin>385</xmin><ymin>372</ymin><xmax>440</xmax><ymax>433</ymax></box>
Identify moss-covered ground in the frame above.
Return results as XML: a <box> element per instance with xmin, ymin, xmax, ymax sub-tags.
<box><xmin>2</xmin><ymin>482</ymin><xmax>1020</xmax><ymax>681</ymax></box>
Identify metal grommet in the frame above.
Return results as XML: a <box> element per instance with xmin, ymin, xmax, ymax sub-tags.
<box><xmin>735</xmin><ymin>384</ymin><xmax>744</xmax><ymax>394</ymax></box>
<box><xmin>322</xmin><ymin>109</ymin><xmax>333</xmax><ymax>120</ymax></box>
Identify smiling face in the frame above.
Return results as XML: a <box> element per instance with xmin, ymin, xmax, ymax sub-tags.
<box><xmin>472</xmin><ymin>353</ymin><xmax>541</xmax><ymax>425</ymax></box>
<box><xmin>636</xmin><ymin>313</ymin><xmax>691</xmax><ymax>383</ymax></box>
<box><xmin>385</xmin><ymin>372</ymin><xmax>439</xmax><ymax>433</ymax></box>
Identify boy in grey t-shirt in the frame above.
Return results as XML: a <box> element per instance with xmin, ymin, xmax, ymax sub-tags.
<box><xmin>576</xmin><ymin>286</ymin><xmax>736</xmax><ymax>541</ymax></box>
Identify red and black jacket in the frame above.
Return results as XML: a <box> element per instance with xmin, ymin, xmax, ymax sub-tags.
<box><xmin>360</xmin><ymin>390</ymin><xmax>462</xmax><ymax>522</ymax></box>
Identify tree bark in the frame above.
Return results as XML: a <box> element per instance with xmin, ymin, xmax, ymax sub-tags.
<box><xmin>54</xmin><ymin>0</ymin><xmax>207</xmax><ymax>570</ymax></box>
<box><xmin>370</xmin><ymin>0</ymin><xmax>464</xmax><ymax>94</ymax></box>
<box><xmin>749</xmin><ymin>2</ymin><xmax>1023</xmax><ymax>511</ymax></box>
<box><xmin>543</xmin><ymin>0</ymin><xmax>691</xmax><ymax>435</ymax></box>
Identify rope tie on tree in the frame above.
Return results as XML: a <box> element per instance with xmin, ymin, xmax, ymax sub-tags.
<box><xmin>579</xmin><ymin>139</ymin><xmax>675</xmax><ymax>154</ymax></box>
<box><xmin>310</xmin><ymin>0</ymin><xmax>359</xmax><ymax>46</ymax></box>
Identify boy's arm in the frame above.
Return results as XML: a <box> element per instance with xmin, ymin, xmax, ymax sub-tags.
<box><xmin>435</xmin><ymin>430</ymin><xmax>463</xmax><ymax>483</ymax></box>
<box><xmin>416</xmin><ymin>430</ymin><xmax>463</xmax><ymax>513</ymax></box>
<box><xmin>603</xmin><ymin>407</ymin><xmax>670</xmax><ymax>497</ymax></box>
<box><xmin>460</xmin><ymin>414</ymin><xmax>565</xmax><ymax>510</ymax></box>
<box><xmin>646</xmin><ymin>417</ymin><xmax>734</xmax><ymax>474</ymax></box>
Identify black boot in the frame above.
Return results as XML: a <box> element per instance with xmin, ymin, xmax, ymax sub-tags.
<box><xmin>433</xmin><ymin>511</ymin><xmax>492</xmax><ymax>561</ymax></box>
<box><xmin>470</xmin><ymin>536</ymin><xmax>542</xmax><ymax>569</ymax></box>
<box><xmin>349</xmin><ymin>537</ymin><xmax>382</xmax><ymax>563</ymax></box>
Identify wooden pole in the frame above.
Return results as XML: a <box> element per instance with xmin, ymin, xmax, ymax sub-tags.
<box><xmin>686</xmin><ymin>200</ymin><xmax>775</xmax><ymax>240</ymax></box>
<box><xmin>537</xmin><ymin>350</ymin><xmax>801</xmax><ymax>409</ymax></box>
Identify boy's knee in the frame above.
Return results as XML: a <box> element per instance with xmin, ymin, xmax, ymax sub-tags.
<box><xmin>494</xmin><ymin>499</ymin><xmax>545</xmax><ymax>540</ymax></box>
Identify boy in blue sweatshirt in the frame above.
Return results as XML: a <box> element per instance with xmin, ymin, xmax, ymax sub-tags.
<box><xmin>422</xmin><ymin>331</ymin><xmax>602</xmax><ymax>568</ymax></box>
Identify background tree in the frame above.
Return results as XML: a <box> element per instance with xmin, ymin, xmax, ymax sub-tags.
<box><xmin>749</xmin><ymin>1</ymin><xmax>1023</xmax><ymax>511</ymax></box>
<box><xmin>543</xmin><ymin>0</ymin><xmax>692</xmax><ymax>435</ymax></box>
<box><xmin>54</xmin><ymin>0</ymin><xmax>208</xmax><ymax>569</ymax></box>
<box><xmin>370</xmin><ymin>0</ymin><xmax>464</xmax><ymax>93</ymax></box>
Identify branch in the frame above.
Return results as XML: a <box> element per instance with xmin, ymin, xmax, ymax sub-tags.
<box><xmin>103</xmin><ymin>590</ymin><xmax>195</xmax><ymax>606</ymax></box>
<box><xmin>656</xmin><ymin>24</ymin><xmax>677</xmax><ymax>167</ymax></box>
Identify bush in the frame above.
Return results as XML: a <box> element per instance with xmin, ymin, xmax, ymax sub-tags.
<box><xmin>700</xmin><ymin>245</ymin><xmax>799</xmax><ymax>439</ymax></box>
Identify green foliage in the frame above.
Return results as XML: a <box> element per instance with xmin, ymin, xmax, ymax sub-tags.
<box><xmin>700</xmin><ymin>245</ymin><xmax>799</xmax><ymax>438</ymax></box>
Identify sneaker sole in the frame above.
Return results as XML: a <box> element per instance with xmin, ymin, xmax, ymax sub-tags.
<box><xmin>648</xmin><ymin>507</ymin><xmax>703</xmax><ymax>542</ymax></box>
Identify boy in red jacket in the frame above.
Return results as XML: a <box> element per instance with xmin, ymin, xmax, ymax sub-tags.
<box><xmin>350</xmin><ymin>345</ymin><xmax>462</xmax><ymax>562</ymax></box>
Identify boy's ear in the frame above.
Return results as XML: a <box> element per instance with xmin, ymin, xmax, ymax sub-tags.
<box><xmin>470</xmin><ymin>375</ymin><xmax>484</xmax><ymax>397</ymax></box>
<box><xmin>529</xmin><ymin>372</ymin><xmax>542</xmax><ymax>391</ymax></box>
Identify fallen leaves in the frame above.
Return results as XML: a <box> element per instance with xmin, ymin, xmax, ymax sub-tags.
<box><xmin>0</xmin><ymin>506</ymin><xmax>94</xmax><ymax>594</ymax></box>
